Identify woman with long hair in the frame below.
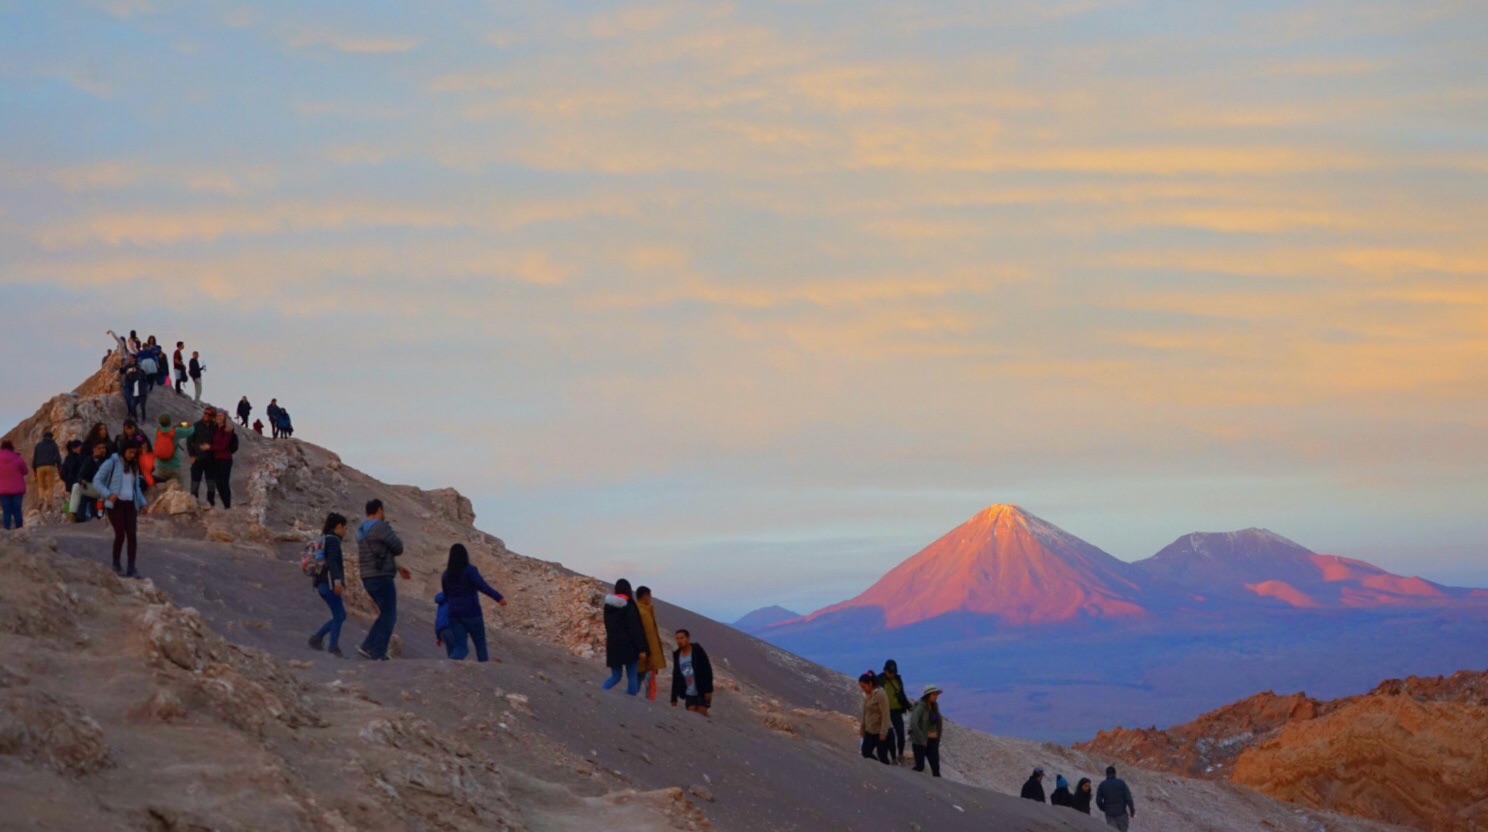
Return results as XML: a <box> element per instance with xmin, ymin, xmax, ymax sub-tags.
<box><xmin>83</xmin><ymin>423</ymin><xmax>111</xmax><ymax>453</ymax></box>
<box><xmin>909</xmin><ymin>685</ymin><xmax>944</xmax><ymax>777</ymax></box>
<box><xmin>602</xmin><ymin>578</ymin><xmax>649</xmax><ymax>695</ymax></box>
<box><xmin>308</xmin><ymin>512</ymin><xmax>349</xmax><ymax>657</ymax></box>
<box><xmin>92</xmin><ymin>442</ymin><xmax>148</xmax><ymax>577</ymax></box>
<box><xmin>439</xmin><ymin>543</ymin><xmax>507</xmax><ymax>661</ymax></box>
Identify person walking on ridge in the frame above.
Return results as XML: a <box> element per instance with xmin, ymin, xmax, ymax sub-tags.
<box><xmin>1072</xmin><ymin>778</ymin><xmax>1094</xmax><ymax>815</ymax></box>
<box><xmin>880</xmin><ymin>659</ymin><xmax>911</xmax><ymax>765</ymax></box>
<box><xmin>601</xmin><ymin>578</ymin><xmax>648</xmax><ymax>695</ymax></box>
<box><xmin>1096</xmin><ymin>765</ymin><xmax>1136</xmax><ymax>830</ymax></box>
<box><xmin>237</xmin><ymin>396</ymin><xmax>252</xmax><ymax>427</ymax></box>
<box><xmin>670</xmin><ymin>628</ymin><xmax>713</xmax><ymax>716</ymax></box>
<box><xmin>30</xmin><ymin>431</ymin><xmax>62</xmax><ymax>514</ymax></box>
<box><xmin>93</xmin><ymin>443</ymin><xmax>148</xmax><ymax>577</ymax></box>
<box><xmin>909</xmin><ymin>684</ymin><xmax>944</xmax><ymax>777</ymax></box>
<box><xmin>266</xmin><ymin>399</ymin><xmax>282</xmax><ymax>439</ymax></box>
<box><xmin>356</xmin><ymin>499</ymin><xmax>407</xmax><ymax>661</ymax></box>
<box><xmin>1021</xmin><ymin>767</ymin><xmax>1047</xmax><ymax>802</ymax></box>
<box><xmin>859</xmin><ymin>671</ymin><xmax>892</xmax><ymax>764</ymax></box>
<box><xmin>636</xmin><ymin>585</ymin><xmax>667</xmax><ymax>699</ymax></box>
<box><xmin>0</xmin><ymin>441</ymin><xmax>28</xmax><ymax>530</ymax></box>
<box><xmin>308</xmin><ymin>512</ymin><xmax>349</xmax><ymax>657</ymax></box>
<box><xmin>188</xmin><ymin>350</ymin><xmax>204</xmax><ymax>404</ymax></box>
<box><xmin>439</xmin><ymin>543</ymin><xmax>508</xmax><ymax>662</ymax></box>
<box><xmin>1051</xmin><ymin>774</ymin><xmax>1073</xmax><ymax>807</ymax></box>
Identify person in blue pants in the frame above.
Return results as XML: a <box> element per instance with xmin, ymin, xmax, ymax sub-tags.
<box><xmin>356</xmin><ymin>499</ymin><xmax>406</xmax><ymax>661</ymax></box>
<box><xmin>438</xmin><ymin>543</ymin><xmax>508</xmax><ymax>661</ymax></box>
<box><xmin>601</xmin><ymin>578</ymin><xmax>648</xmax><ymax>695</ymax></box>
<box><xmin>308</xmin><ymin>512</ymin><xmax>349</xmax><ymax>657</ymax></box>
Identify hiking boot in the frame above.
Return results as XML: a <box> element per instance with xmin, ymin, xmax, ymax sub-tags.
<box><xmin>125</xmin><ymin>567</ymin><xmax>140</xmax><ymax>579</ymax></box>
<box><xmin>112</xmin><ymin>563</ymin><xmax>124</xmax><ymax>576</ymax></box>
<box><xmin>327</xmin><ymin>645</ymin><xmax>344</xmax><ymax>658</ymax></box>
<box><xmin>308</xmin><ymin>635</ymin><xmax>324</xmax><ymax>651</ymax></box>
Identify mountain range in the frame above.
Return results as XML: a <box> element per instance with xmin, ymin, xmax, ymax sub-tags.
<box><xmin>745</xmin><ymin>504</ymin><xmax>1488</xmax><ymax>742</ymax></box>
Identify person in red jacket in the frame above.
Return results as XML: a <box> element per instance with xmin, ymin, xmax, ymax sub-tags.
<box><xmin>0</xmin><ymin>440</ymin><xmax>29</xmax><ymax>530</ymax></box>
<box><xmin>209</xmin><ymin>411</ymin><xmax>239</xmax><ymax>509</ymax></box>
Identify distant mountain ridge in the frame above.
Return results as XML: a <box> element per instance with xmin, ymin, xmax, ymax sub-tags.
<box><xmin>732</xmin><ymin>605</ymin><xmax>800</xmax><ymax>632</ymax></box>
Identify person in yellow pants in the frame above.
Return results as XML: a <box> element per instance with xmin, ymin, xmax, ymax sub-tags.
<box><xmin>635</xmin><ymin>586</ymin><xmax>668</xmax><ymax>700</ymax></box>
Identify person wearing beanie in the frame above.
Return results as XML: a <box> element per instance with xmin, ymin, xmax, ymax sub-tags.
<box><xmin>437</xmin><ymin>542</ymin><xmax>507</xmax><ymax>662</ymax></box>
<box><xmin>858</xmin><ymin>671</ymin><xmax>892</xmax><ymax>764</ymax></box>
<box><xmin>30</xmin><ymin>431</ymin><xmax>62</xmax><ymax>514</ymax></box>
<box><xmin>1021</xmin><ymin>766</ymin><xmax>1047</xmax><ymax>802</ymax></box>
<box><xmin>1050</xmin><ymin>773</ymin><xmax>1073</xmax><ymax>807</ymax></box>
<box><xmin>909</xmin><ymin>684</ymin><xmax>944</xmax><ymax>777</ymax></box>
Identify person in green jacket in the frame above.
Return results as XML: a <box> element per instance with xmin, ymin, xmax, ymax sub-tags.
<box><xmin>909</xmin><ymin>684</ymin><xmax>944</xmax><ymax>777</ymax></box>
<box><xmin>151</xmin><ymin>414</ymin><xmax>193</xmax><ymax>484</ymax></box>
<box><xmin>879</xmin><ymin>659</ymin><xmax>912</xmax><ymax>765</ymax></box>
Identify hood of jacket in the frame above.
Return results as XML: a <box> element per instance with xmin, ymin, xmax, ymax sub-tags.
<box><xmin>604</xmin><ymin>593</ymin><xmax>630</xmax><ymax>609</ymax></box>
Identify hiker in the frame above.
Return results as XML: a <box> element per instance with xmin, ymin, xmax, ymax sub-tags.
<box><xmin>356</xmin><ymin>498</ymin><xmax>408</xmax><ymax>661</ymax></box>
<box><xmin>880</xmin><ymin>659</ymin><xmax>911</xmax><ymax>765</ymax></box>
<box><xmin>277</xmin><ymin>408</ymin><xmax>294</xmax><ymax>438</ymax></box>
<box><xmin>173</xmin><ymin>341</ymin><xmax>187</xmax><ymax>394</ymax></box>
<box><xmin>1021</xmin><ymin>767</ymin><xmax>1047</xmax><ymax>802</ymax></box>
<box><xmin>1072</xmin><ymin>778</ymin><xmax>1094</xmax><ymax>815</ymax></box>
<box><xmin>119</xmin><ymin>355</ymin><xmax>141</xmax><ymax>419</ymax></box>
<box><xmin>209</xmin><ymin>411</ymin><xmax>238</xmax><ymax>509</ymax></box>
<box><xmin>252</xmin><ymin>419</ymin><xmax>264</xmax><ymax>435</ymax></box>
<box><xmin>236</xmin><ymin>396</ymin><xmax>251</xmax><ymax>427</ymax></box>
<box><xmin>0</xmin><ymin>441</ymin><xmax>28</xmax><ymax>530</ymax></box>
<box><xmin>83</xmin><ymin>423</ymin><xmax>112</xmax><ymax>454</ymax></box>
<box><xmin>1051</xmin><ymin>774</ymin><xmax>1073</xmax><ymax>807</ymax></box>
<box><xmin>858</xmin><ymin>671</ymin><xmax>892</xmax><ymax>764</ymax></box>
<box><xmin>266</xmin><ymin>399</ymin><xmax>282</xmax><ymax>439</ymax></box>
<box><xmin>31</xmin><ymin>431</ymin><xmax>62</xmax><ymax>514</ymax></box>
<box><xmin>1096</xmin><ymin>766</ymin><xmax>1136</xmax><ymax>830</ymax></box>
<box><xmin>308</xmin><ymin>512</ymin><xmax>349</xmax><ymax>657</ymax></box>
<box><xmin>189</xmin><ymin>407</ymin><xmax>218</xmax><ymax>505</ymax></box>
<box><xmin>670</xmin><ymin>628</ymin><xmax>714</xmax><ymax>716</ymax></box>
<box><xmin>636</xmin><ymin>585</ymin><xmax>667</xmax><ymax>699</ymax></box>
<box><xmin>68</xmin><ymin>442</ymin><xmax>109</xmax><ymax>521</ymax></box>
<box><xmin>114</xmin><ymin>420</ymin><xmax>149</xmax><ymax>456</ymax></box>
<box><xmin>439</xmin><ymin>543</ymin><xmax>508</xmax><ymax>662</ymax></box>
<box><xmin>106</xmin><ymin>329</ymin><xmax>133</xmax><ymax>356</ymax></box>
<box><xmin>136</xmin><ymin>342</ymin><xmax>161</xmax><ymax>418</ymax></box>
<box><xmin>601</xmin><ymin>578</ymin><xmax>648</xmax><ymax>695</ymax></box>
<box><xmin>909</xmin><ymin>684</ymin><xmax>943</xmax><ymax>777</ymax></box>
<box><xmin>94</xmin><ymin>443</ymin><xmax>148</xmax><ymax>576</ymax></box>
<box><xmin>60</xmin><ymin>440</ymin><xmax>85</xmax><ymax>519</ymax></box>
<box><xmin>188</xmin><ymin>351</ymin><xmax>204</xmax><ymax>404</ymax></box>
<box><xmin>152</xmin><ymin>414</ymin><xmax>189</xmax><ymax>484</ymax></box>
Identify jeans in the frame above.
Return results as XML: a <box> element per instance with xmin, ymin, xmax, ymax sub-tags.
<box><xmin>213</xmin><ymin>458</ymin><xmax>233</xmax><ymax>508</ymax></box>
<box><xmin>861</xmin><ymin>732</ymin><xmax>891</xmax><ymax>764</ymax></box>
<box><xmin>889</xmin><ymin>710</ymin><xmax>906</xmax><ymax>762</ymax></box>
<box><xmin>360</xmin><ymin>575</ymin><xmax>397</xmax><ymax>658</ymax></box>
<box><xmin>122</xmin><ymin>386</ymin><xmax>137</xmax><ymax>420</ymax></box>
<box><xmin>912</xmin><ymin>738</ymin><xmax>941</xmax><ymax>777</ymax></box>
<box><xmin>1105</xmin><ymin>815</ymin><xmax>1130</xmax><ymax>831</ymax></box>
<box><xmin>312</xmin><ymin>582</ymin><xmax>346</xmax><ymax>650</ymax></box>
<box><xmin>603</xmin><ymin>661</ymin><xmax>640</xmax><ymax>695</ymax></box>
<box><xmin>0</xmin><ymin>494</ymin><xmax>22</xmax><ymax>530</ymax></box>
<box><xmin>137</xmin><ymin>378</ymin><xmax>153</xmax><ymax>419</ymax></box>
<box><xmin>190</xmin><ymin>457</ymin><xmax>216</xmax><ymax>502</ymax></box>
<box><xmin>107</xmin><ymin>499</ymin><xmax>138</xmax><ymax>570</ymax></box>
<box><xmin>444</xmin><ymin>615</ymin><xmax>489</xmax><ymax>662</ymax></box>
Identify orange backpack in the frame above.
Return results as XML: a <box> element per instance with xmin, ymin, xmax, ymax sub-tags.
<box><xmin>154</xmin><ymin>427</ymin><xmax>176</xmax><ymax>461</ymax></box>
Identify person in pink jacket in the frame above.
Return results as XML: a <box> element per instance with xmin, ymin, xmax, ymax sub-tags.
<box><xmin>0</xmin><ymin>440</ymin><xmax>29</xmax><ymax>530</ymax></box>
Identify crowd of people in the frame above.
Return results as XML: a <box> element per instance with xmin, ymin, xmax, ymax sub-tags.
<box><xmin>858</xmin><ymin>661</ymin><xmax>942</xmax><ymax>775</ymax></box>
<box><xmin>1021</xmin><ymin>764</ymin><xmax>1137</xmax><ymax>829</ymax></box>
<box><xmin>598</xmin><ymin>578</ymin><xmax>714</xmax><ymax>714</ymax></box>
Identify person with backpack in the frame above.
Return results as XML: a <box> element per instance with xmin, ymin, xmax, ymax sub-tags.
<box><xmin>189</xmin><ymin>407</ymin><xmax>218</xmax><ymax>505</ymax></box>
<box><xmin>93</xmin><ymin>443</ymin><xmax>148</xmax><ymax>576</ymax></box>
<box><xmin>601</xmin><ymin>578</ymin><xmax>648</xmax><ymax>695</ymax></box>
<box><xmin>859</xmin><ymin>671</ymin><xmax>892</xmax><ymax>764</ymax></box>
<box><xmin>909</xmin><ymin>684</ymin><xmax>944</xmax><ymax>777</ymax></box>
<box><xmin>1051</xmin><ymin>774</ymin><xmax>1074</xmax><ymax>807</ymax></box>
<box><xmin>68</xmin><ymin>441</ymin><xmax>109</xmax><ymax>522</ymax></box>
<box><xmin>880</xmin><ymin>659</ymin><xmax>911</xmax><ymax>765</ymax></box>
<box><xmin>670</xmin><ymin>628</ymin><xmax>714</xmax><ymax>716</ymax></box>
<box><xmin>188</xmin><ymin>351</ymin><xmax>204</xmax><ymax>404</ymax></box>
<box><xmin>151</xmin><ymin>414</ymin><xmax>189</xmax><ymax>485</ymax></box>
<box><xmin>356</xmin><ymin>499</ymin><xmax>407</xmax><ymax>661</ymax></box>
<box><xmin>1096</xmin><ymin>766</ymin><xmax>1137</xmax><ymax>830</ymax></box>
<box><xmin>30</xmin><ymin>431</ymin><xmax>62</xmax><ymax>514</ymax></box>
<box><xmin>307</xmin><ymin>512</ymin><xmax>349</xmax><ymax>657</ymax></box>
<box><xmin>209</xmin><ymin>411</ymin><xmax>239</xmax><ymax>509</ymax></box>
<box><xmin>635</xmin><ymin>585</ymin><xmax>667</xmax><ymax>699</ymax></box>
<box><xmin>439</xmin><ymin>543</ymin><xmax>508</xmax><ymax>662</ymax></box>
<box><xmin>0</xmin><ymin>440</ymin><xmax>28</xmax><ymax>530</ymax></box>
<box><xmin>1072</xmin><ymin>778</ymin><xmax>1095</xmax><ymax>815</ymax></box>
<box><xmin>265</xmin><ymin>399</ymin><xmax>282</xmax><ymax>439</ymax></box>
<box><xmin>236</xmin><ymin>396</ymin><xmax>252</xmax><ymax>427</ymax></box>
<box><xmin>173</xmin><ymin>341</ymin><xmax>187</xmax><ymax>394</ymax></box>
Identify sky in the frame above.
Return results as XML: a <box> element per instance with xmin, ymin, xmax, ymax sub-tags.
<box><xmin>3</xmin><ymin>0</ymin><xmax>1486</xmax><ymax>622</ymax></box>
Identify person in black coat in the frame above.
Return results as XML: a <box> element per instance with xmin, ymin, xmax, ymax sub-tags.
<box><xmin>1071</xmin><ymin>778</ymin><xmax>1094</xmax><ymax>814</ymax></box>
<box><xmin>670</xmin><ymin>628</ymin><xmax>714</xmax><ymax>716</ymax></box>
<box><xmin>1020</xmin><ymin>767</ymin><xmax>1046</xmax><ymax>802</ymax></box>
<box><xmin>601</xmin><ymin>578</ymin><xmax>648</xmax><ymax>695</ymax></box>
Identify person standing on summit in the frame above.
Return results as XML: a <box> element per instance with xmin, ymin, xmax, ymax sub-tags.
<box><xmin>601</xmin><ymin>579</ymin><xmax>648</xmax><ymax>695</ymax></box>
<box><xmin>1021</xmin><ymin>767</ymin><xmax>1047</xmax><ymax>802</ymax></box>
<box><xmin>1096</xmin><ymin>766</ymin><xmax>1137</xmax><ymax>830</ymax></box>
<box><xmin>173</xmin><ymin>341</ymin><xmax>187</xmax><ymax>394</ymax></box>
<box><xmin>357</xmin><ymin>499</ymin><xmax>407</xmax><ymax>661</ymax></box>
<box><xmin>188</xmin><ymin>350</ymin><xmax>204</xmax><ymax>404</ymax></box>
<box><xmin>30</xmin><ymin>431</ymin><xmax>62</xmax><ymax>514</ymax></box>
<box><xmin>236</xmin><ymin>396</ymin><xmax>252</xmax><ymax>427</ymax></box>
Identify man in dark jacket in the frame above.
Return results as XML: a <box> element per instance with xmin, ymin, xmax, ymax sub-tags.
<box><xmin>356</xmin><ymin>498</ymin><xmax>407</xmax><ymax>661</ymax></box>
<box><xmin>265</xmin><ymin>399</ymin><xmax>282</xmax><ymax>439</ymax></box>
<box><xmin>1021</xmin><ymin>767</ymin><xmax>1046</xmax><ymax>802</ymax></box>
<box><xmin>188</xmin><ymin>351</ymin><xmax>204</xmax><ymax>404</ymax></box>
<box><xmin>236</xmin><ymin>396</ymin><xmax>252</xmax><ymax>427</ymax></box>
<box><xmin>188</xmin><ymin>408</ymin><xmax>218</xmax><ymax>504</ymax></box>
<box><xmin>670</xmin><ymin>628</ymin><xmax>714</xmax><ymax>716</ymax></box>
<box><xmin>602</xmin><ymin>578</ymin><xmax>648</xmax><ymax>695</ymax></box>
<box><xmin>30</xmin><ymin>431</ymin><xmax>63</xmax><ymax>513</ymax></box>
<box><xmin>1096</xmin><ymin>766</ymin><xmax>1136</xmax><ymax>830</ymax></box>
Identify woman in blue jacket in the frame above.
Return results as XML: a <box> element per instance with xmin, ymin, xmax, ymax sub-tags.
<box><xmin>440</xmin><ymin>543</ymin><xmax>507</xmax><ymax>662</ymax></box>
<box><xmin>93</xmin><ymin>444</ymin><xmax>148</xmax><ymax>577</ymax></box>
<box><xmin>308</xmin><ymin>512</ymin><xmax>349</xmax><ymax>657</ymax></box>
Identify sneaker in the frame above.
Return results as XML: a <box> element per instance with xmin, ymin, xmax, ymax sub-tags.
<box><xmin>327</xmin><ymin>646</ymin><xmax>344</xmax><ymax>658</ymax></box>
<box><xmin>113</xmin><ymin>563</ymin><xmax>124</xmax><ymax>576</ymax></box>
<box><xmin>357</xmin><ymin>647</ymin><xmax>377</xmax><ymax>661</ymax></box>
<box><xmin>125</xmin><ymin>567</ymin><xmax>139</xmax><ymax>579</ymax></box>
<box><xmin>308</xmin><ymin>635</ymin><xmax>324</xmax><ymax>651</ymax></box>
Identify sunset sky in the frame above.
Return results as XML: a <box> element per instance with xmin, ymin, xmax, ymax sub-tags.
<box><xmin>4</xmin><ymin>1</ymin><xmax>1486</xmax><ymax>620</ymax></box>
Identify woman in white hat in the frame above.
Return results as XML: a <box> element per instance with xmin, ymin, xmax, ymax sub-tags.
<box><xmin>909</xmin><ymin>684</ymin><xmax>944</xmax><ymax>777</ymax></box>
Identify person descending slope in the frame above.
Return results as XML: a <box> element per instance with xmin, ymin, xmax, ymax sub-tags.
<box><xmin>635</xmin><ymin>585</ymin><xmax>667</xmax><ymax>700</ymax></box>
<box><xmin>859</xmin><ymin>671</ymin><xmax>892</xmax><ymax>764</ymax></box>
<box><xmin>266</xmin><ymin>399</ymin><xmax>282</xmax><ymax>439</ymax></box>
<box><xmin>670</xmin><ymin>628</ymin><xmax>714</xmax><ymax>716</ymax></box>
<box><xmin>237</xmin><ymin>396</ymin><xmax>252</xmax><ymax>427</ymax></box>
<box><xmin>880</xmin><ymin>659</ymin><xmax>911</xmax><ymax>765</ymax></box>
<box><xmin>93</xmin><ymin>443</ymin><xmax>148</xmax><ymax>577</ymax></box>
<box><xmin>439</xmin><ymin>543</ymin><xmax>508</xmax><ymax>662</ymax></box>
<box><xmin>601</xmin><ymin>579</ymin><xmax>648</xmax><ymax>695</ymax></box>
<box><xmin>0</xmin><ymin>441</ymin><xmax>28</xmax><ymax>530</ymax></box>
<box><xmin>1096</xmin><ymin>766</ymin><xmax>1137</xmax><ymax>830</ymax></box>
<box><xmin>1021</xmin><ymin>767</ymin><xmax>1047</xmax><ymax>802</ymax></box>
<box><xmin>1072</xmin><ymin>778</ymin><xmax>1094</xmax><ymax>815</ymax></box>
<box><xmin>356</xmin><ymin>499</ymin><xmax>408</xmax><ymax>661</ymax></box>
<box><xmin>1051</xmin><ymin>774</ymin><xmax>1073</xmax><ymax>807</ymax></box>
<box><xmin>908</xmin><ymin>684</ymin><xmax>944</xmax><ymax>776</ymax></box>
<box><xmin>308</xmin><ymin>512</ymin><xmax>349</xmax><ymax>657</ymax></box>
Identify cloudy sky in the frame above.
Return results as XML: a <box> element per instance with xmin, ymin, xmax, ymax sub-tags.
<box><xmin>4</xmin><ymin>1</ymin><xmax>1486</xmax><ymax>620</ymax></box>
